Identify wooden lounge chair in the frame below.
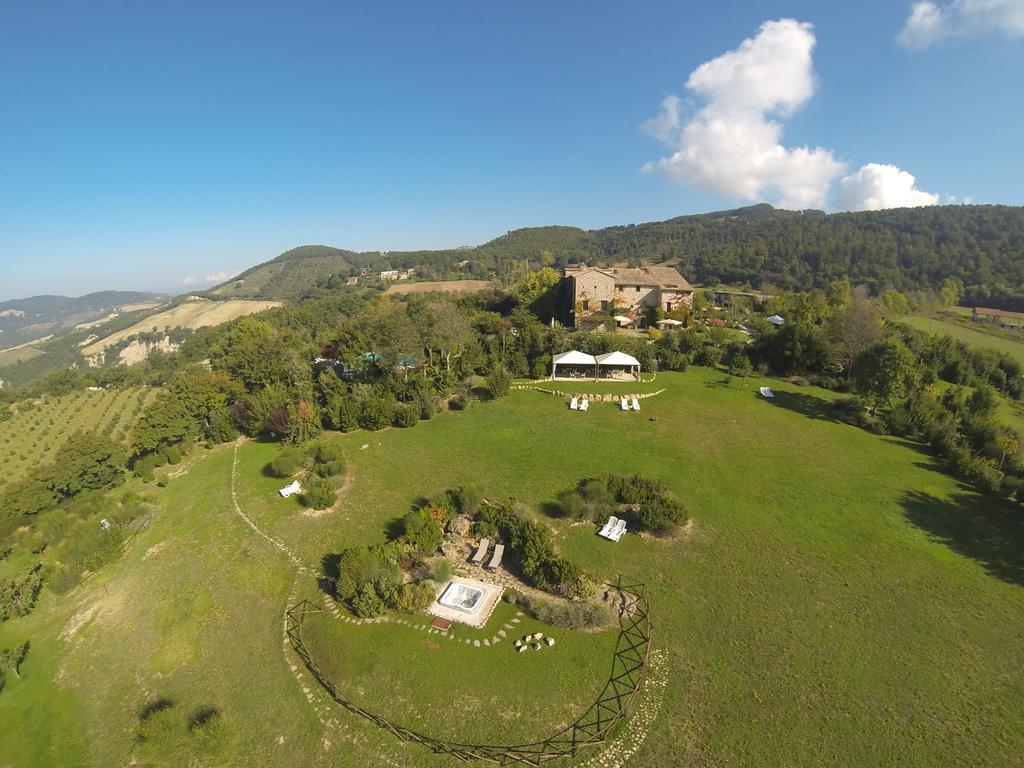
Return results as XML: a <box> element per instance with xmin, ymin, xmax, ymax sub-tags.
<box><xmin>569</xmin><ymin>396</ymin><xmax>579</xmax><ymax>410</ymax></box>
<box><xmin>631</xmin><ymin>398</ymin><xmax>640</xmax><ymax>411</ymax></box>
<box><xmin>620</xmin><ymin>398</ymin><xmax>630</xmax><ymax>411</ymax></box>
<box><xmin>471</xmin><ymin>538</ymin><xmax>490</xmax><ymax>565</ymax></box>
<box><xmin>599</xmin><ymin>516</ymin><xmax>619</xmax><ymax>538</ymax></box>
<box><xmin>487</xmin><ymin>543</ymin><xmax>504</xmax><ymax>570</ymax></box>
<box><xmin>580</xmin><ymin>399</ymin><xmax>589</xmax><ymax>412</ymax></box>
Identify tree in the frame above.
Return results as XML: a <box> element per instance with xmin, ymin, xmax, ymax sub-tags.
<box><xmin>486</xmin><ymin>365</ymin><xmax>511</xmax><ymax>399</ymax></box>
<box><xmin>424</xmin><ymin>301</ymin><xmax>475</xmax><ymax>372</ymax></box>
<box><xmin>825</xmin><ymin>300</ymin><xmax>883</xmax><ymax>379</ymax></box>
<box><xmin>852</xmin><ymin>338</ymin><xmax>919</xmax><ymax>411</ymax></box>
<box><xmin>48</xmin><ymin>432</ymin><xmax>128</xmax><ymax>497</ymax></box>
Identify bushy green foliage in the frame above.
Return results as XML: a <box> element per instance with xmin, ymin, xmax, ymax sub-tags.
<box><xmin>454</xmin><ymin>484</ymin><xmax>482</xmax><ymax>516</ymax></box>
<box><xmin>350</xmin><ymin>585</ymin><xmax>386</xmax><ymax>618</ymax></box>
<box><xmin>474</xmin><ymin>505</ymin><xmax>583</xmax><ymax>594</ymax></box>
<box><xmin>399</xmin><ymin>508</ymin><xmax>443</xmax><ymax>555</ymax></box>
<box><xmin>392</xmin><ymin>581</ymin><xmax>435</xmax><ymax>613</ymax></box>
<box><xmin>0</xmin><ymin>564</ymin><xmax>45</xmax><ymax>622</ymax></box>
<box><xmin>430</xmin><ymin>558</ymin><xmax>454</xmax><ymax>583</ymax></box>
<box><xmin>267</xmin><ymin>447</ymin><xmax>304</xmax><ymax>478</ymax></box>
<box><xmin>486</xmin><ymin>365</ymin><xmax>511</xmax><ymax>399</ymax></box>
<box><xmin>0</xmin><ymin>641</ymin><xmax>30</xmax><ymax>694</ymax></box>
<box><xmin>302</xmin><ymin>477</ymin><xmax>337</xmax><ymax>510</ymax></box>
<box><xmin>358</xmin><ymin>397</ymin><xmax>395</xmax><ymax>430</ymax></box>
<box><xmin>395</xmin><ymin>403</ymin><xmax>420</xmax><ymax>428</ymax></box>
<box><xmin>519</xmin><ymin>594</ymin><xmax>614</xmax><ymax>630</ymax></box>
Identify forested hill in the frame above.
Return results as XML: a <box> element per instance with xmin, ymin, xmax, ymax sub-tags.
<box><xmin>210</xmin><ymin>205</ymin><xmax>1024</xmax><ymax>307</ymax></box>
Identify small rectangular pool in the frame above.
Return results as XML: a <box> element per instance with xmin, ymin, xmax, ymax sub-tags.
<box><xmin>438</xmin><ymin>581</ymin><xmax>485</xmax><ymax>614</ymax></box>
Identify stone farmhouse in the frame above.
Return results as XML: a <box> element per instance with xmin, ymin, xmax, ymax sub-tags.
<box><xmin>564</xmin><ymin>265</ymin><xmax>693</xmax><ymax>328</ymax></box>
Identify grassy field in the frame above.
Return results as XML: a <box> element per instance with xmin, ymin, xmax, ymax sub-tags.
<box><xmin>904</xmin><ymin>314</ymin><xmax>1024</xmax><ymax>367</ymax></box>
<box><xmin>1</xmin><ymin>368</ymin><xmax>1022</xmax><ymax>767</ymax></box>
<box><xmin>0</xmin><ymin>344</ymin><xmax>45</xmax><ymax>367</ymax></box>
<box><xmin>0</xmin><ymin>388</ymin><xmax>158</xmax><ymax>490</ymax></box>
<box><xmin>80</xmin><ymin>298</ymin><xmax>280</xmax><ymax>359</ymax></box>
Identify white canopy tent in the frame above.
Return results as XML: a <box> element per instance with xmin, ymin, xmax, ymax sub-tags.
<box><xmin>613</xmin><ymin>315</ymin><xmax>634</xmax><ymax>327</ymax></box>
<box><xmin>767</xmin><ymin>314</ymin><xmax>785</xmax><ymax>326</ymax></box>
<box><xmin>595</xmin><ymin>351</ymin><xmax>642</xmax><ymax>381</ymax></box>
<box><xmin>551</xmin><ymin>350</ymin><xmax>598</xmax><ymax>379</ymax></box>
<box><xmin>656</xmin><ymin>318</ymin><xmax>683</xmax><ymax>328</ymax></box>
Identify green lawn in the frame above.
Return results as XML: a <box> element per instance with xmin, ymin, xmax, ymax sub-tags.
<box><xmin>1</xmin><ymin>368</ymin><xmax>1023</xmax><ymax>767</ymax></box>
<box><xmin>904</xmin><ymin>314</ymin><xmax>1024</xmax><ymax>367</ymax></box>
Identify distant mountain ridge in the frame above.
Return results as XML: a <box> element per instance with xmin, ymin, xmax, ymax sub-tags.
<box><xmin>0</xmin><ymin>290</ymin><xmax>166</xmax><ymax>351</ymax></box>
<box><xmin>208</xmin><ymin>204</ymin><xmax>1024</xmax><ymax>308</ymax></box>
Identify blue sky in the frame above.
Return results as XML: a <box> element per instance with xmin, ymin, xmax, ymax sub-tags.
<box><xmin>1</xmin><ymin>0</ymin><xmax>1022</xmax><ymax>300</ymax></box>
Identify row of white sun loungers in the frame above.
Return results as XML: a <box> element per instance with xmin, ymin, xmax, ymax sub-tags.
<box><xmin>598</xmin><ymin>516</ymin><xmax>628</xmax><ymax>542</ymax></box>
<box><xmin>570</xmin><ymin>397</ymin><xmax>640</xmax><ymax>412</ymax></box>
<box><xmin>470</xmin><ymin>538</ymin><xmax>504</xmax><ymax>570</ymax></box>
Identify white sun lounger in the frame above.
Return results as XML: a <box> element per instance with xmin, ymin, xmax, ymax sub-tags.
<box><xmin>759</xmin><ymin>386</ymin><xmax>775</xmax><ymax>398</ymax></box>
<box><xmin>608</xmin><ymin>519</ymin><xmax>628</xmax><ymax>541</ymax></box>
<box><xmin>471</xmin><ymin>538</ymin><xmax>490</xmax><ymax>565</ymax></box>
<box><xmin>580</xmin><ymin>399</ymin><xmax>589</xmax><ymax>412</ymax></box>
<box><xmin>279</xmin><ymin>480</ymin><xmax>301</xmax><ymax>497</ymax></box>
<box><xmin>599</xmin><ymin>516</ymin><xmax>620</xmax><ymax>538</ymax></box>
<box><xmin>569</xmin><ymin>396</ymin><xmax>579</xmax><ymax>410</ymax></box>
<box><xmin>487</xmin><ymin>543</ymin><xmax>504</xmax><ymax>570</ymax></box>
<box><xmin>620</xmin><ymin>398</ymin><xmax>630</xmax><ymax>411</ymax></box>
<box><xmin>631</xmin><ymin>398</ymin><xmax>640</xmax><ymax>411</ymax></box>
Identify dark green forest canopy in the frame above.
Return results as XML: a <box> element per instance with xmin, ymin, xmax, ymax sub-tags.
<box><xmin>208</xmin><ymin>205</ymin><xmax>1024</xmax><ymax>306</ymax></box>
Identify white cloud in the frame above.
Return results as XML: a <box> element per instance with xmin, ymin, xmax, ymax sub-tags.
<box><xmin>898</xmin><ymin>0</ymin><xmax>1024</xmax><ymax>48</ymax></box>
<box><xmin>642</xmin><ymin>19</ymin><xmax>847</xmax><ymax>210</ymax></box>
<box><xmin>181</xmin><ymin>270</ymin><xmax>239</xmax><ymax>287</ymax></box>
<box><xmin>833</xmin><ymin>163</ymin><xmax>940</xmax><ymax>211</ymax></box>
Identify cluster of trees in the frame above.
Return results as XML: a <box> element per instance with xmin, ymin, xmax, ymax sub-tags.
<box><xmin>327</xmin><ymin>505</ymin><xmax>449</xmax><ymax>618</ymax></box>
<box><xmin>0</xmin><ymin>564</ymin><xmax>44</xmax><ymax>623</ymax></box>
<box><xmin>267</xmin><ymin>441</ymin><xmax>345</xmax><ymax>510</ymax></box>
<box><xmin>474</xmin><ymin>504</ymin><xmax>588</xmax><ymax>597</ymax></box>
<box><xmin>0</xmin><ymin>641</ymin><xmax>30</xmax><ymax>693</ymax></box>
<box><xmin>558</xmin><ymin>474</ymin><xmax>689</xmax><ymax>536</ymax></box>
<box><xmin>688</xmin><ymin>283</ymin><xmax>1024</xmax><ymax>499</ymax></box>
<box><xmin>0</xmin><ymin>432</ymin><xmax>128</xmax><ymax>525</ymax></box>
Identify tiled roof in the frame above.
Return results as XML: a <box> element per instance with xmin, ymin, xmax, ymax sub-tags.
<box><xmin>565</xmin><ymin>265</ymin><xmax>691</xmax><ymax>290</ymax></box>
<box><xmin>975</xmin><ymin>306</ymin><xmax>1024</xmax><ymax>319</ymax></box>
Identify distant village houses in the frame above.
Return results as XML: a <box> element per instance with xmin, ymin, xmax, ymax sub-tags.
<box><xmin>379</xmin><ymin>269</ymin><xmax>415</xmax><ymax>281</ymax></box>
<box><xmin>972</xmin><ymin>306</ymin><xmax>1024</xmax><ymax>329</ymax></box>
<box><xmin>564</xmin><ymin>265</ymin><xmax>693</xmax><ymax>328</ymax></box>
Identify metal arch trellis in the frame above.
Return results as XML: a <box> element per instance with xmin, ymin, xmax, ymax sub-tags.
<box><xmin>285</xmin><ymin>576</ymin><xmax>652</xmax><ymax>766</ymax></box>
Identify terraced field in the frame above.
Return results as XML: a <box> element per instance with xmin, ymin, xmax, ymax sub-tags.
<box><xmin>0</xmin><ymin>388</ymin><xmax>158</xmax><ymax>488</ymax></box>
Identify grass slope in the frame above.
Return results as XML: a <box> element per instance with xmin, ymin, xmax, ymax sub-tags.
<box><xmin>1</xmin><ymin>369</ymin><xmax>1022</xmax><ymax>767</ymax></box>
<box><xmin>904</xmin><ymin>314</ymin><xmax>1024</xmax><ymax>367</ymax></box>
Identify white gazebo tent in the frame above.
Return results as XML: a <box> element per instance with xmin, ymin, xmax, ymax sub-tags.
<box><xmin>656</xmin><ymin>318</ymin><xmax>683</xmax><ymax>329</ymax></box>
<box><xmin>613</xmin><ymin>315</ymin><xmax>635</xmax><ymax>328</ymax></box>
<box><xmin>551</xmin><ymin>350</ymin><xmax>598</xmax><ymax>379</ymax></box>
<box><xmin>595</xmin><ymin>351</ymin><xmax>642</xmax><ymax>381</ymax></box>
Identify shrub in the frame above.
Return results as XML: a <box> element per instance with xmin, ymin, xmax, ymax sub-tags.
<box><xmin>400</xmin><ymin>508</ymin><xmax>444</xmax><ymax>555</ymax></box>
<box><xmin>163</xmin><ymin>445</ymin><xmax>182</xmax><ymax>465</ymax></box>
<box><xmin>302</xmin><ymin>477</ymin><xmax>337</xmax><ymax>510</ymax></box>
<box><xmin>359</xmin><ymin>398</ymin><xmax>395</xmax><ymax>431</ymax></box>
<box><xmin>395</xmin><ymin>403</ymin><xmax>420</xmax><ymax>428</ymax></box>
<box><xmin>454</xmin><ymin>484</ymin><xmax>482</xmax><ymax>516</ymax></box>
<box><xmin>268</xmin><ymin>448</ymin><xmax>304</xmax><ymax>478</ymax></box>
<box><xmin>448</xmin><ymin>394</ymin><xmax>470</xmax><ymax>411</ymax></box>
<box><xmin>486</xmin><ymin>366</ymin><xmax>512</xmax><ymax>399</ymax></box>
<box><xmin>392</xmin><ymin>581</ymin><xmax>434</xmax><ymax>613</ymax></box>
<box><xmin>350</xmin><ymin>585</ymin><xmax>385</xmax><ymax>618</ymax></box>
<box><xmin>430</xmin><ymin>558</ymin><xmax>454</xmax><ymax>583</ymax></box>
<box><xmin>519</xmin><ymin>595</ymin><xmax>615</xmax><ymax>630</ymax></box>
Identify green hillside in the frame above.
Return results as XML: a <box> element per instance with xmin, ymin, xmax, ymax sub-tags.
<box><xmin>1</xmin><ymin>370</ymin><xmax>1021</xmax><ymax>766</ymax></box>
<box><xmin>207</xmin><ymin>204</ymin><xmax>1024</xmax><ymax>304</ymax></box>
